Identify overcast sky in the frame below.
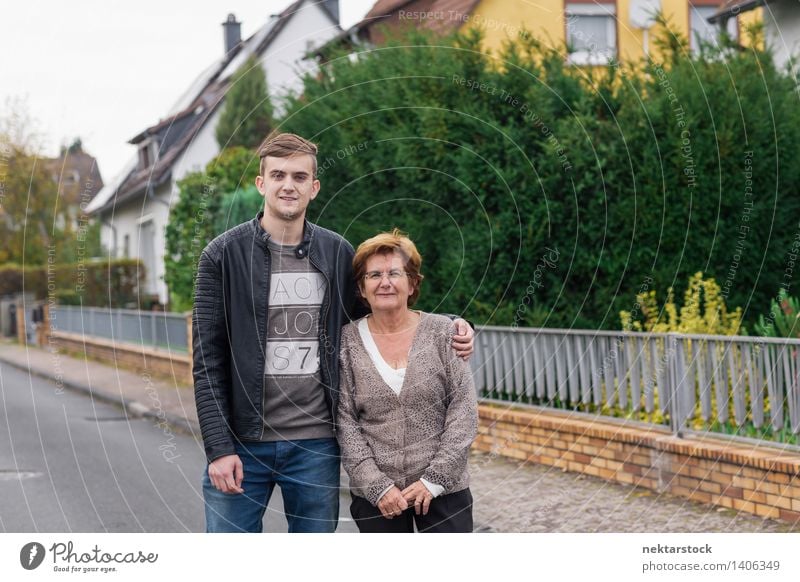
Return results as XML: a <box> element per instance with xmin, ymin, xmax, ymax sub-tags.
<box><xmin>0</xmin><ymin>0</ymin><xmax>375</xmax><ymax>184</ymax></box>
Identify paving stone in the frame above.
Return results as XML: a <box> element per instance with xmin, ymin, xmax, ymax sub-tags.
<box><xmin>468</xmin><ymin>451</ymin><xmax>797</xmax><ymax>533</ymax></box>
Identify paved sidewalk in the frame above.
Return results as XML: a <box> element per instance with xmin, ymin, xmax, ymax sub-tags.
<box><xmin>468</xmin><ymin>451</ymin><xmax>796</xmax><ymax>532</ymax></box>
<box><xmin>1</xmin><ymin>340</ymin><xmax>796</xmax><ymax>532</ymax></box>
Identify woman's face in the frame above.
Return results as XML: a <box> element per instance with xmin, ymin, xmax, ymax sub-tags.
<box><xmin>361</xmin><ymin>251</ymin><xmax>415</xmax><ymax>313</ymax></box>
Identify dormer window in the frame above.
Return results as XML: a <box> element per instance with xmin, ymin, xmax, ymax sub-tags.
<box><xmin>137</xmin><ymin>138</ymin><xmax>160</xmax><ymax>170</ymax></box>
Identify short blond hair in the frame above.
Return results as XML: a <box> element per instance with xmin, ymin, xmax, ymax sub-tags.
<box><xmin>258</xmin><ymin>132</ymin><xmax>318</xmax><ymax>176</ymax></box>
<box><xmin>353</xmin><ymin>228</ymin><xmax>424</xmax><ymax>307</ymax></box>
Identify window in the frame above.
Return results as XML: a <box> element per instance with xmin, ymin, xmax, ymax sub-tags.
<box><xmin>138</xmin><ymin>145</ymin><xmax>149</xmax><ymax>169</ymax></box>
<box><xmin>123</xmin><ymin>234</ymin><xmax>130</xmax><ymax>259</ymax></box>
<box><xmin>690</xmin><ymin>3</ymin><xmax>737</xmax><ymax>53</ymax></box>
<box><xmin>566</xmin><ymin>2</ymin><xmax>617</xmax><ymax>65</ymax></box>
<box><xmin>137</xmin><ymin>138</ymin><xmax>160</xmax><ymax>170</ymax></box>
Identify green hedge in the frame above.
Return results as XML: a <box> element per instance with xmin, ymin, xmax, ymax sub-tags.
<box><xmin>164</xmin><ymin>147</ymin><xmax>260</xmax><ymax>311</ymax></box>
<box><xmin>0</xmin><ymin>259</ymin><xmax>145</xmax><ymax>308</ymax></box>
<box><xmin>279</xmin><ymin>27</ymin><xmax>800</xmax><ymax>329</ymax></box>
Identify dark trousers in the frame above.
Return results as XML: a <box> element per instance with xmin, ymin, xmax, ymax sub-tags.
<box><xmin>350</xmin><ymin>488</ymin><xmax>473</xmax><ymax>533</ymax></box>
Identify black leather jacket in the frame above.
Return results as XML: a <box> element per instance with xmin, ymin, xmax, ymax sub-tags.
<box><xmin>192</xmin><ymin>212</ymin><xmax>364</xmax><ymax>463</ymax></box>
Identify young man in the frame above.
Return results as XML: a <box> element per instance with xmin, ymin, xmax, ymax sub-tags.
<box><xmin>193</xmin><ymin>133</ymin><xmax>474</xmax><ymax>533</ymax></box>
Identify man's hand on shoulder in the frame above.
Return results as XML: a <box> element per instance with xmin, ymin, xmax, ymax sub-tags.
<box><xmin>208</xmin><ymin>454</ymin><xmax>244</xmax><ymax>494</ymax></box>
<box><xmin>452</xmin><ymin>318</ymin><xmax>474</xmax><ymax>360</ymax></box>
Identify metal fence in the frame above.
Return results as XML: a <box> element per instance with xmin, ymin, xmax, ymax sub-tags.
<box><xmin>49</xmin><ymin>305</ymin><xmax>188</xmax><ymax>354</ymax></box>
<box><xmin>472</xmin><ymin>326</ymin><xmax>800</xmax><ymax>446</ymax></box>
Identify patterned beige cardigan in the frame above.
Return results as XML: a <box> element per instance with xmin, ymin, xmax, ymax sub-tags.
<box><xmin>337</xmin><ymin>312</ymin><xmax>478</xmax><ymax>506</ymax></box>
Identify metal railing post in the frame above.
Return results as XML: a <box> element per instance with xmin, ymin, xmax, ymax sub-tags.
<box><xmin>667</xmin><ymin>333</ymin><xmax>682</xmax><ymax>437</ymax></box>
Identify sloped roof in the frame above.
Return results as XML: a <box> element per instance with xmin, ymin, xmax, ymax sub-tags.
<box><xmin>315</xmin><ymin>0</ymin><xmax>480</xmax><ymax>57</ymax></box>
<box><xmin>99</xmin><ymin>85</ymin><xmax>226</xmax><ymax>213</ymax></box>
<box><xmin>88</xmin><ymin>0</ymin><xmax>334</xmax><ymax>215</ymax></box>
<box><xmin>363</xmin><ymin>0</ymin><xmax>481</xmax><ymax>34</ymax></box>
<box><xmin>709</xmin><ymin>0</ymin><xmax>765</xmax><ymax>23</ymax></box>
<box><xmin>364</xmin><ymin>0</ymin><xmax>415</xmax><ymax>20</ymax></box>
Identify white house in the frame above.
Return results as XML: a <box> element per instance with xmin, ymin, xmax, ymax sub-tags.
<box><xmin>711</xmin><ymin>0</ymin><xmax>800</xmax><ymax>70</ymax></box>
<box><xmin>86</xmin><ymin>0</ymin><xmax>342</xmax><ymax>306</ymax></box>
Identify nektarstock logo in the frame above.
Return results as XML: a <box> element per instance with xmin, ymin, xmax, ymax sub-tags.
<box><xmin>20</xmin><ymin>542</ymin><xmax>46</xmax><ymax>570</ymax></box>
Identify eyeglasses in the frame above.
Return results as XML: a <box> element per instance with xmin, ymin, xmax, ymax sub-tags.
<box><xmin>363</xmin><ymin>269</ymin><xmax>408</xmax><ymax>281</ymax></box>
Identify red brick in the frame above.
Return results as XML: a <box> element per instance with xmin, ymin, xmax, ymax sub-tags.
<box><xmin>779</xmin><ymin>509</ymin><xmax>800</xmax><ymax>524</ymax></box>
<box><xmin>573</xmin><ymin>453</ymin><xmax>591</xmax><ymax>464</ymax></box>
<box><xmin>623</xmin><ymin>463</ymin><xmax>643</xmax><ymax>476</ymax></box>
<box><xmin>722</xmin><ymin>486</ymin><xmax>744</xmax><ymax>499</ymax></box>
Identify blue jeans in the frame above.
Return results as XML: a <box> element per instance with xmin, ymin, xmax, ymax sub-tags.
<box><xmin>202</xmin><ymin>438</ymin><xmax>341</xmax><ymax>533</ymax></box>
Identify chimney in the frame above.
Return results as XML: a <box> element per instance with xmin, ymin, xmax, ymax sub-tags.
<box><xmin>222</xmin><ymin>13</ymin><xmax>241</xmax><ymax>55</ymax></box>
<box><xmin>322</xmin><ymin>0</ymin><xmax>340</xmax><ymax>25</ymax></box>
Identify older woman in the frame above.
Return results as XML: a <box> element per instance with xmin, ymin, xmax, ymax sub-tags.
<box><xmin>337</xmin><ymin>229</ymin><xmax>478</xmax><ymax>533</ymax></box>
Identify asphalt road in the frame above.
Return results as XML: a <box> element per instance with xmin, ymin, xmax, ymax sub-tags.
<box><xmin>0</xmin><ymin>363</ymin><xmax>357</xmax><ymax>532</ymax></box>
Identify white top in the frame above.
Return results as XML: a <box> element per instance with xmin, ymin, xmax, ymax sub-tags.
<box><xmin>357</xmin><ymin>316</ymin><xmax>445</xmax><ymax>501</ymax></box>
<box><xmin>357</xmin><ymin>317</ymin><xmax>406</xmax><ymax>394</ymax></box>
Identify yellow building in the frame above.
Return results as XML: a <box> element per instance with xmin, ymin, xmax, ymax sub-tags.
<box><xmin>339</xmin><ymin>0</ymin><xmax>761</xmax><ymax>63</ymax></box>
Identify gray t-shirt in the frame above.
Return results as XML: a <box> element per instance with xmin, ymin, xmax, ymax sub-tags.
<box><xmin>260</xmin><ymin>239</ymin><xmax>334</xmax><ymax>441</ymax></box>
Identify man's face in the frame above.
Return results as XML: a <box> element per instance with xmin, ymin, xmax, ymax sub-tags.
<box><xmin>255</xmin><ymin>154</ymin><xmax>320</xmax><ymax>222</ymax></box>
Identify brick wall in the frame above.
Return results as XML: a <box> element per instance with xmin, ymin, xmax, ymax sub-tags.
<box><xmin>49</xmin><ymin>331</ymin><xmax>192</xmax><ymax>385</ymax></box>
<box><xmin>475</xmin><ymin>403</ymin><xmax>800</xmax><ymax>525</ymax></box>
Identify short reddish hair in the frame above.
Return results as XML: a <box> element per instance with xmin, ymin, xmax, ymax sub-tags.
<box><xmin>258</xmin><ymin>132</ymin><xmax>318</xmax><ymax>176</ymax></box>
<box><xmin>353</xmin><ymin>228</ymin><xmax>424</xmax><ymax>307</ymax></box>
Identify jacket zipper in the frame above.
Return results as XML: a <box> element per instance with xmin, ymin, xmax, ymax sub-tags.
<box><xmin>308</xmin><ymin>250</ymin><xmax>334</xmax><ymax>432</ymax></box>
<box><xmin>259</xmin><ymin>242</ymin><xmax>271</xmax><ymax>441</ymax></box>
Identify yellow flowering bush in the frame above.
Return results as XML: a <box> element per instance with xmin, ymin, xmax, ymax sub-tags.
<box><xmin>616</xmin><ymin>273</ymin><xmax>749</xmax><ymax>431</ymax></box>
<box><xmin>620</xmin><ymin>272</ymin><xmax>745</xmax><ymax>335</ymax></box>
